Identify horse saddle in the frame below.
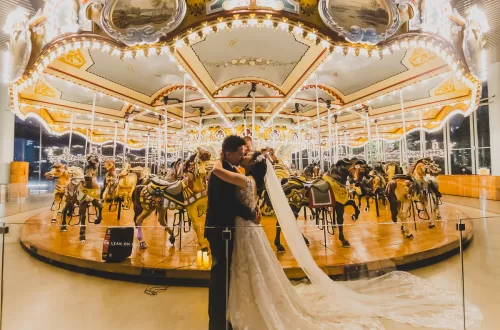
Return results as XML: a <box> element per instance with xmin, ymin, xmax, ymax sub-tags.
<box><xmin>392</xmin><ymin>174</ymin><xmax>413</xmax><ymax>182</ymax></box>
<box><xmin>307</xmin><ymin>179</ymin><xmax>334</xmax><ymax>208</ymax></box>
<box><xmin>292</xmin><ymin>177</ymin><xmax>316</xmax><ymax>189</ymax></box>
<box><xmin>150</xmin><ymin>177</ymin><xmax>183</xmax><ymax>196</ymax></box>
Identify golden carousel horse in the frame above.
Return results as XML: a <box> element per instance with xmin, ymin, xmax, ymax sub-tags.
<box><xmin>409</xmin><ymin>158</ymin><xmax>443</xmax><ymax>226</ymax></box>
<box><xmin>44</xmin><ymin>164</ymin><xmax>72</xmax><ymax>223</ymax></box>
<box><xmin>133</xmin><ymin>148</ymin><xmax>211</xmax><ymax>250</ymax></box>
<box><xmin>101</xmin><ymin>160</ymin><xmax>117</xmax><ymax>200</ymax></box>
<box><xmin>386</xmin><ymin>159</ymin><xmax>441</xmax><ymax>239</ymax></box>
<box><xmin>103</xmin><ymin>160</ymin><xmax>138</xmax><ymax>216</ymax></box>
<box><xmin>78</xmin><ymin>154</ymin><xmax>103</xmax><ymax>241</ymax></box>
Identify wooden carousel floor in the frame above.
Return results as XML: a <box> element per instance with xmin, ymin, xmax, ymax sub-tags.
<box><xmin>20</xmin><ymin>200</ymin><xmax>473</xmax><ymax>284</ymax></box>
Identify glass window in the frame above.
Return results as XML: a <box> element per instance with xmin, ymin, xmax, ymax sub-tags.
<box><xmin>449</xmin><ymin>114</ymin><xmax>471</xmax><ymax>149</ymax></box>
<box><xmin>385</xmin><ymin>141</ymin><xmax>400</xmax><ymax>163</ymax></box>
<box><xmin>451</xmin><ymin>149</ymin><xmax>473</xmax><ymax>174</ymax></box>
<box><xmin>351</xmin><ymin>146</ymin><xmax>365</xmax><ymax>159</ymax></box>
<box><xmin>425</xmin><ymin>129</ymin><xmax>445</xmax><ymax>174</ymax></box>
<box><xmin>406</xmin><ymin>131</ymin><xmax>421</xmax><ymax>163</ymax></box>
<box><xmin>477</xmin><ymin>148</ymin><xmax>491</xmax><ymax>172</ymax></box>
<box><xmin>476</xmin><ymin>106</ymin><xmax>490</xmax><ymax>148</ymax></box>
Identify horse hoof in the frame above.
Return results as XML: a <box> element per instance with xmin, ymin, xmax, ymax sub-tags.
<box><xmin>341</xmin><ymin>240</ymin><xmax>351</xmax><ymax>248</ymax></box>
<box><xmin>94</xmin><ymin>218</ymin><xmax>102</xmax><ymax>225</ymax></box>
<box><xmin>428</xmin><ymin>224</ymin><xmax>436</xmax><ymax>229</ymax></box>
<box><xmin>139</xmin><ymin>241</ymin><xmax>148</xmax><ymax>249</ymax></box>
<box><xmin>61</xmin><ymin>226</ymin><xmax>67</xmax><ymax>232</ymax></box>
<box><xmin>401</xmin><ymin>225</ymin><xmax>405</xmax><ymax>232</ymax></box>
<box><xmin>169</xmin><ymin>235</ymin><xmax>175</xmax><ymax>245</ymax></box>
<box><xmin>51</xmin><ymin>219</ymin><xmax>57</xmax><ymax>224</ymax></box>
<box><xmin>406</xmin><ymin>234</ymin><xmax>414</xmax><ymax>239</ymax></box>
<box><xmin>364</xmin><ymin>207</ymin><xmax>369</xmax><ymax>212</ymax></box>
<box><xmin>79</xmin><ymin>236</ymin><xmax>86</xmax><ymax>242</ymax></box>
<box><xmin>276</xmin><ymin>245</ymin><xmax>286</xmax><ymax>253</ymax></box>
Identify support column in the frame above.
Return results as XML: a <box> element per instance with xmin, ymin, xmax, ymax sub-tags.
<box><xmin>488</xmin><ymin>62</ymin><xmax>500</xmax><ymax>175</ymax></box>
<box><xmin>0</xmin><ymin>82</ymin><xmax>15</xmax><ymax>185</ymax></box>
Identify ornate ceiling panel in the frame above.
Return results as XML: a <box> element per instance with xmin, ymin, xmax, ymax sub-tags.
<box><xmin>191</xmin><ymin>28</ymin><xmax>309</xmax><ymax>87</ymax></box>
<box><xmin>86</xmin><ymin>49</ymin><xmax>185</xmax><ymax>97</ymax></box>
<box><xmin>45</xmin><ymin>75</ymin><xmax>125</xmax><ymax>111</ymax></box>
<box><xmin>315</xmin><ymin>49</ymin><xmax>408</xmax><ymax>96</ymax></box>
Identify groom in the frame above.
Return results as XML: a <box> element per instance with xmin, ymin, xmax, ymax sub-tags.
<box><xmin>205</xmin><ymin>135</ymin><xmax>261</xmax><ymax>330</ymax></box>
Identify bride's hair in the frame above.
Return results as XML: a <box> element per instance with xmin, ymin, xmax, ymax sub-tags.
<box><xmin>247</xmin><ymin>151</ymin><xmax>267</xmax><ymax>196</ymax></box>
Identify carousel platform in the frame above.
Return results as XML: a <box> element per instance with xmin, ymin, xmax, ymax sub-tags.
<box><xmin>20</xmin><ymin>202</ymin><xmax>473</xmax><ymax>285</ymax></box>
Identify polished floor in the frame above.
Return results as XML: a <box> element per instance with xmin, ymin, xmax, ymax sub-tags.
<box><xmin>1</xmin><ymin>195</ymin><xmax>499</xmax><ymax>330</ymax></box>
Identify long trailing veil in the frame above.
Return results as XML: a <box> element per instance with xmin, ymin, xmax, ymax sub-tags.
<box><xmin>264</xmin><ymin>160</ymin><xmax>482</xmax><ymax>329</ymax></box>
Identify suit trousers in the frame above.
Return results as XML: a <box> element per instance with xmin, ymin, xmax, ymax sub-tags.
<box><xmin>208</xmin><ymin>230</ymin><xmax>234</xmax><ymax>330</ymax></box>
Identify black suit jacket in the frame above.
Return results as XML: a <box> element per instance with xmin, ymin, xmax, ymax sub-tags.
<box><xmin>205</xmin><ymin>160</ymin><xmax>255</xmax><ymax>241</ymax></box>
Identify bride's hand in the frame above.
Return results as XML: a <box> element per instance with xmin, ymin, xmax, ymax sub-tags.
<box><xmin>252</xmin><ymin>208</ymin><xmax>262</xmax><ymax>225</ymax></box>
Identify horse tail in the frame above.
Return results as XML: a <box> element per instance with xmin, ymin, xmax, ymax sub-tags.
<box><xmin>386</xmin><ymin>181</ymin><xmax>399</xmax><ymax>223</ymax></box>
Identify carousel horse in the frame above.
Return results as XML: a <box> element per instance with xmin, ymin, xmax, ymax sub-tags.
<box><xmin>366</xmin><ymin>163</ymin><xmax>388</xmax><ymax>206</ymax></box>
<box><xmin>348</xmin><ymin>159</ymin><xmax>387</xmax><ymax>216</ymax></box>
<box><xmin>347</xmin><ymin>159</ymin><xmax>372</xmax><ymax>211</ymax></box>
<box><xmin>385</xmin><ymin>162</ymin><xmax>405</xmax><ymax>182</ymax></box>
<box><xmin>103</xmin><ymin>161</ymin><xmax>138</xmax><ymax>214</ymax></box>
<box><xmin>409</xmin><ymin>158</ymin><xmax>443</xmax><ymax>227</ymax></box>
<box><xmin>60</xmin><ymin>167</ymin><xmax>85</xmax><ymax>232</ymax></box>
<box><xmin>303</xmin><ymin>162</ymin><xmax>320</xmax><ymax>180</ymax></box>
<box><xmin>101</xmin><ymin>160</ymin><xmax>117</xmax><ymax>200</ymax></box>
<box><xmin>44</xmin><ymin>164</ymin><xmax>72</xmax><ymax>223</ymax></box>
<box><xmin>78</xmin><ymin>154</ymin><xmax>103</xmax><ymax>241</ymax></box>
<box><xmin>385</xmin><ymin>160</ymin><xmax>439</xmax><ymax>239</ymax></box>
<box><xmin>133</xmin><ymin>148</ymin><xmax>211</xmax><ymax>250</ymax></box>
<box><xmin>114</xmin><ymin>162</ymin><xmax>138</xmax><ymax>209</ymax></box>
<box><xmin>322</xmin><ymin>159</ymin><xmax>362</xmax><ymax>247</ymax></box>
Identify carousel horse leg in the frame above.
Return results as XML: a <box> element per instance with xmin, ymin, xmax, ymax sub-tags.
<box><xmin>135</xmin><ymin>209</ymin><xmax>153</xmax><ymax>249</ymax></box>
<box><xmin>186</xmin><ymin>208</ymin><xmax>208</xmax><ymax>251</ymax></box>
<box><xmin>79</xmin><ymin>201</ymin><xmax>88</xmax><ymax>241</ymax></box>
<box><xmin>345</xmin><ymin>199</ymin><xmax>360</xmax><ymax>221</ymax></box>
<box><xmin>400</xmin><ymin>201</ymin><xmax>413</xmax><ymax>239</ymax></box>
<box><xmin>52</xmin><ymin>194</ymin><xmax>62</xmax><ymax>223</ymax></box>
<box><xmin>274</xmin><ymin>219</ymin><xmax>285</xmax><ymax>253</ymax></box>
<box><xmin>158</xmin><ymin>207</ymin><xmax>176</xmax><ymax>246</ymax></box>
<box><xmin>364</xmin><ymin>195</ymin><xmax>370</xmax><ymax>212</ymax></box>
<box><xmin>335</xmin><ymin>203</ymin><xmax>350</xmax><ymax>248</ymax></box>
<box><xmin>61</xmin><ymin>201</ymin><xmax>69</xmax><ymax>232</ymax></box>
<box><xmin>92</xmin><ymin>199</ymin><xmax>102</xmax><ymax>225</ymax></box>
<box><xmin>374</xmin><ymin>194</ymin><xmax>380</xmax><ymax>217</ymax></box>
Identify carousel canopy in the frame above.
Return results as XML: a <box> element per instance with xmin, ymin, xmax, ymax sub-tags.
<box><xmin>2</xmin><ymin>0</ymin><xmax>489</xmax><ymax>154</ymax></box>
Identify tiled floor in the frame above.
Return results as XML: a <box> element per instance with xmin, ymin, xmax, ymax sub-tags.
<box><xmin>1</xmin><ymin>197</ymin><xmax>499</xmax><ymax>330</ymax></box>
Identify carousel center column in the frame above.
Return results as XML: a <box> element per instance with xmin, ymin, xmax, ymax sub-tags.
<box><xmin>488</xmin><ymin>62</ymin><xmax>500</xmax><ymax>175</ymax></box>
<box><xmin>0</xmin><ymin>81</ymin><xmax>15</xmax><ymax>187</ymax></box>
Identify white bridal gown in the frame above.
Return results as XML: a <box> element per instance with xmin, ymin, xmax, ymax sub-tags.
<box><xmin>227</xmin><ymin>160</ymin><xmax>482</xmax><ymax>330</ymax></box>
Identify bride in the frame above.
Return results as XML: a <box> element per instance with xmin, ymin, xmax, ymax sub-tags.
<box><xmin>211</xmin><ymin>151</ymin><xmax>482</xmax><ymax>330</ymax></box>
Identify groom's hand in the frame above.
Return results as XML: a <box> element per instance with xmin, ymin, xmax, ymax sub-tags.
<box><xmin>252</xmin><ymin>208</ymin><xmax>262</xmax><ymax>225</ymax></box>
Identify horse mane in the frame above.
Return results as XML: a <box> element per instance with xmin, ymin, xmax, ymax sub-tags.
<box><xmin>183</xmin><ymin>153</ymin><xmax>197</xmax><ymax>173</ymax></box>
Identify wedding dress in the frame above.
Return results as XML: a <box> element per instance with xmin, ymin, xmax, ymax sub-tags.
<box><xmin>227</xmin><ymin>160</ymin><xmax>482</xmax><ymax>330</ymax></box>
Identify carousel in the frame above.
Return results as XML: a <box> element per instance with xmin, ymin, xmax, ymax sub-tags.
<box><xmin>5</xmin><ymin>0</ymin><xmax>487</xmax><ymax>282</ymax></box>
